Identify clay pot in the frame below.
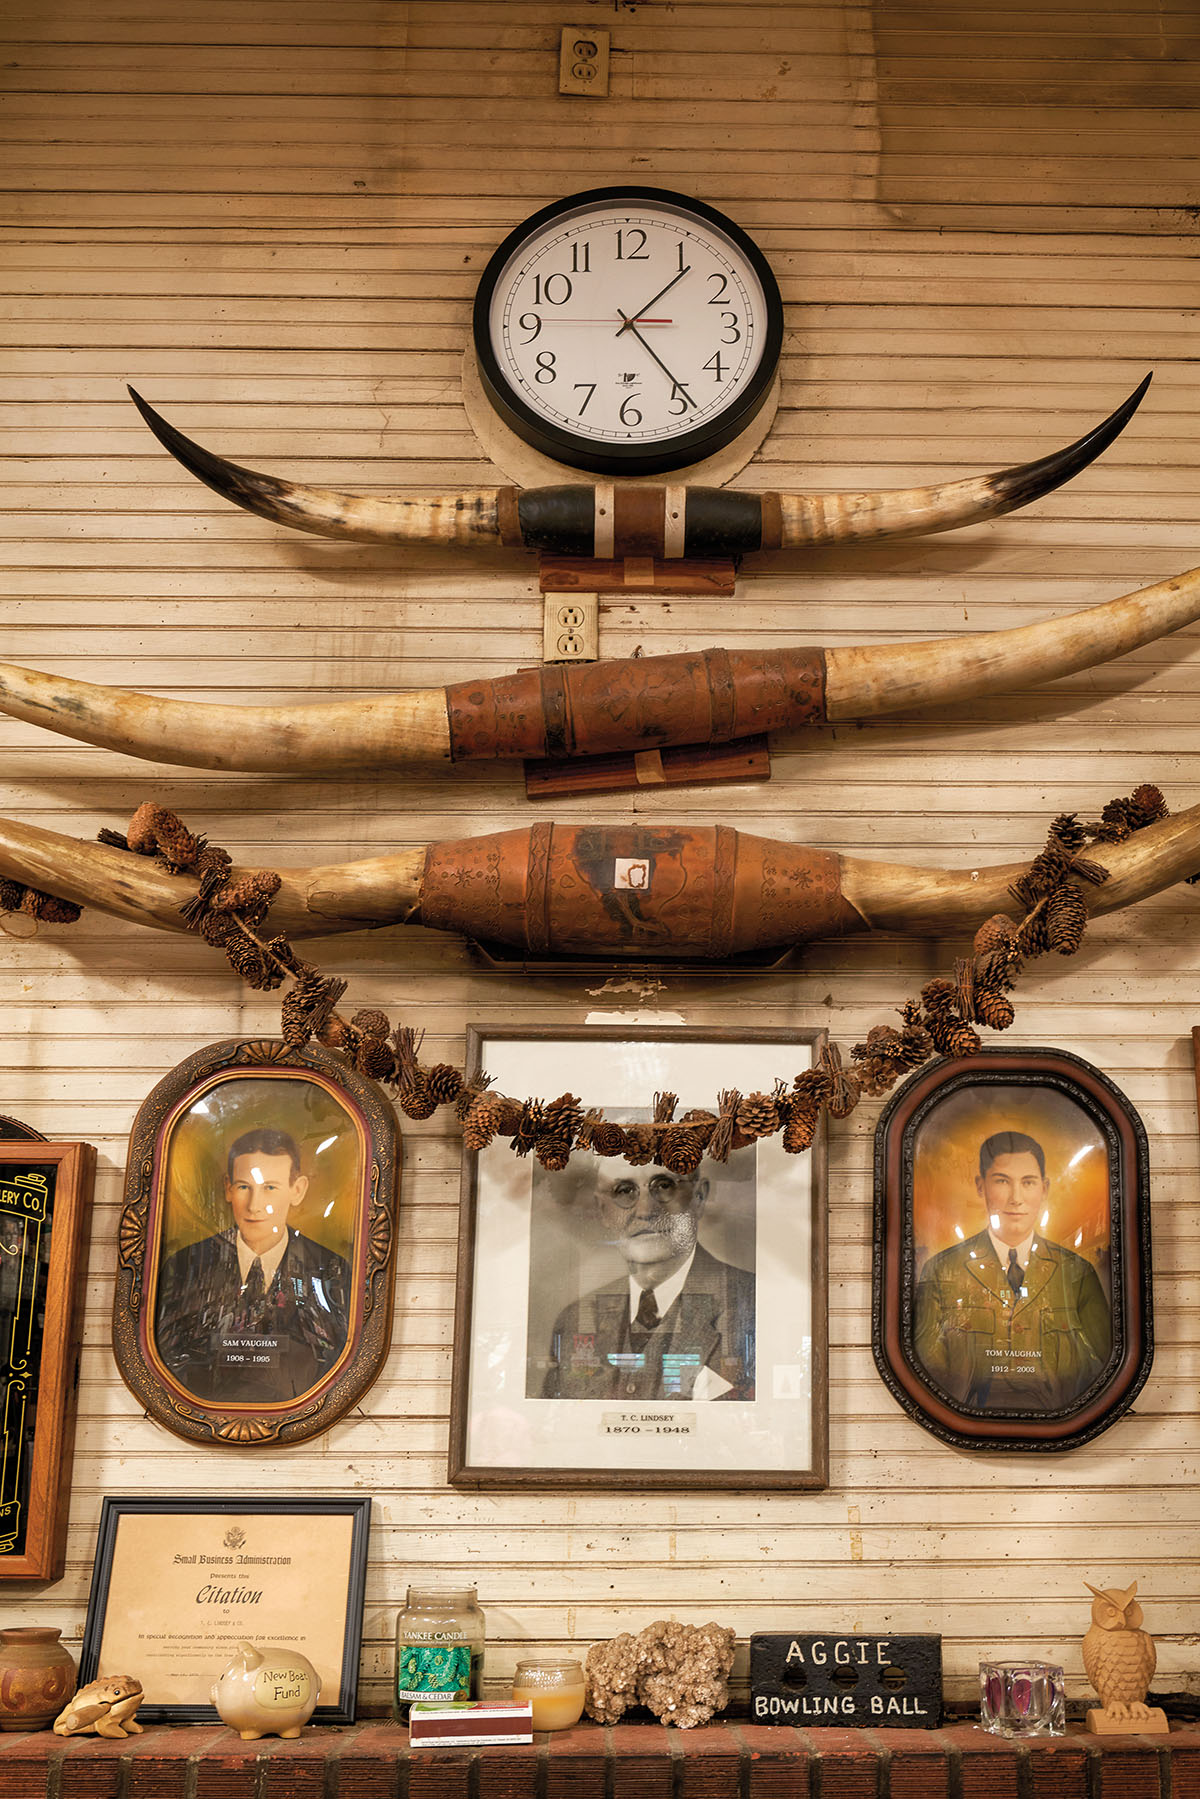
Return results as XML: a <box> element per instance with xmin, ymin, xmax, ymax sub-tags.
<box><xmin>0</xmin><ymin>1628</ymin><xmax>77</xmax><ymax>1731</ymax></box>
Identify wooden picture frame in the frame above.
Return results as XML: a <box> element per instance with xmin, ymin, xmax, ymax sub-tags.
<box><xmin>873</xmin><ymin>1046</ymin><xmax>1153</xmax><ymax>1451</ymax></box>
<box><xmin>449</xmin><ymin>1026</ymin><xmax>828</xmax><ymax>1490</ymax></box>
<box><xmin>78</xmin><ymin>1494</ymin><xmax>370</xmax><ymax>1723</ymax></box>
<box><xmin>113</xmin><ymin>1038</ymin><xmax>399</xmax><ymax>1447</ymax></box>
<box><xmin>0</xmin><ymin>1140</ymin><xmax>95</xmax><ymax>1581</ymax></box>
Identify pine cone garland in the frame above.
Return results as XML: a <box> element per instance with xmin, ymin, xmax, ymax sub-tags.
<box><xmin>589</xmin><ymin>1119</ymin><xmax>629</xmax><ymax>1158</ymax></box>
<box><xmin>542</xmin><ymin>1093</ymin><xmax>584</xmax><ymax>1149</ymax></box>
<box><xmin>463</xmin><ymin>1092</ymin><xmax>505</xmax><ymax>1151</ymax></box>
<box><xmin>920</xmin><ymin>977</ymin><xmax>956</xmax><ymax>1014</ymax></box>
<box><xmin>1016</xmin><ymin>901</ymin><xmax>1051</xmax><ymax>957</ymax></box>
<box><xmin>398</xmin><ymin>1080</ymin><xmax>438</xmax><ymax>1120</ymax></box>
<box><xmin>222</xmin><ymin>932</ymin><xmax>287</xmax><ymax>990</ymax></box>
<box><xmin>534</xmin><ymin>1140</ymin><xmax>572</xmax><ymax>1171</ymax></box>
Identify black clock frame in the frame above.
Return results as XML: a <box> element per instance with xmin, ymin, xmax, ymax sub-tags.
<box><xmin>471</xmin><ymin>185</ymin><xmax>784</xmax><ymax>477</ymax></box>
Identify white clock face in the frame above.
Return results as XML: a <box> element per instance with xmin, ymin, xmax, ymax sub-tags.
<box><xmin>475</xmin><ymin>190</ymin><xmax>781</xmax><ymax>474</ymax></box>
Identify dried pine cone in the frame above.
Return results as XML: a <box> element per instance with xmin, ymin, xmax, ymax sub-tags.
<box><xmin>0</xmin><ymin>879</ymin><xmax>24</xmax><ymax>911</ymax></box>
<box><xmin>535</xmin><ymin>1140</ymin><xmax>572</xmax><ymax>1172</ymax></box>
<box><xmin>351</xmin><ymin>1008</ymin><xmax>391</xmax><ymax>1038</ymax></box>
<box><xmin>211</xmin><ymin>870</ymin><xmax>282</xmax><ymax>924</ymax></box>
<box><xmin>1045</xmin><ymin>884</ymin><xmax>1088</xmax><ymax>954</ymax></box>
<box><xmin>782</xmin><ymin>1100</ymin><xmax>819</xmax><ymax>1153</ymax></box>
<box><xmin>920</xmin><ymin>977</ymin><xmax>956</xmax><ymax>1014</ymax></box>
<box><xmin>398</xmin><ymin>1080</ymin><xmax>438</xmax><ymax>1121</ymax></box>
<box><xmin>944</xmin><ymin>1021</ymin><xmax>982</xmax><ymax>1058</ymax></box>
<box><xmin>1016</xmin><ymin>901</ymin><xmax>1051</xmax><ymax>957</ymax></box>
<box><xmin>973</xmin><ymin>913</ymin><xmax>1020</xmax><ymax>957</ymax></box>
<box><xmin>974</xmin><ymin>988</ymin><xmax>1016</xmax><ymax>1031</ymax></box>
<box><xmin>590</xmin><ymin>1120</ymin><xmax>629</xmax><ymax>1158</ymax></box>
<box><xmin>426</xmin><ymin>1064</ymin><xmax>463</xmax><ymax>1106</ymax></box>
<box><xmin>659</xmin><ymin>1124</ymin><xmax>708</xmax><ymax>1176</ymax></box>
<box><xmin>463</xmin><ymin>1092</ymin><xmax>505</xmax><ymax>1151</ymax></box>
<box><xmin>456</xmin><ymin>1075</ymin><xmax>494</xmax><ymax>1121</ymax></box>
<box><xmin>356</xmin><ymin>1039</ymin><xmax>396</xmax><ymax>1082</ymax></box>
<box><xmin>319</xmin><ymin>1017</ymin><xmax>358</xmax><ymax>1053</ymax></box>
<box><xmin>736</xmin><ymin>1092</ymin><xmax>780</xmax><ymax>1140</ymax></box>
<box><xmin>222</xmin><ymin>935</ymin><xmax>288</xmax><ymax>990</ymax></box>
<box><xmin>622</xmin><ymin>1123</ymin><xmax>656</xmax><ymax>1166</ymax></box>
<box><xmin>542</xmin><ymin>1093</ymin><xmax>584</xmax><ymax>1147</ymax></box>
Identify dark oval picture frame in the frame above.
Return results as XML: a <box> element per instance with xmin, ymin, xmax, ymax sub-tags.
<box><xmin>872</xmin><ymin>1046</ymin><xmax>1152</xmax><ymax>1452</ymax></box>
<box><xmin>113</xmin><ymin>1038</ymin><xmax>399</xmax><ymax>1448</ymax></box>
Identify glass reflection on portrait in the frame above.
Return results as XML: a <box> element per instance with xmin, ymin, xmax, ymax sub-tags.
<box><xmin>908</xmin><ymin>1083</ymin><xmax>1113</xmax><ymax>1415</ymax></box>
<box><xmin>151</xmin><ymin>1077</ymin><xmax>361</xmax><ymax>1406</ymax></box>
<box><xmin>526</xmin><ymin>1146</ymin><xmax>757</xmax><ymax>1404</ymax></box>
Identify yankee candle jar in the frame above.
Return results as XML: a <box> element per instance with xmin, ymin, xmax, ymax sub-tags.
<box><xmin>512</xmin><ymin>1657</ymin><xmax>586</xmax><ymax>1731</ymax></box>
<box><xmin>393</xmin><ymin>1586</ymin><xmax>485</xmax><ymax>1717</ymax></box>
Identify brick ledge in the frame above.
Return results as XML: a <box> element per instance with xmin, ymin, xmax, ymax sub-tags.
<box><xmin>2</xmin><ymin>1718</ymin><xmax>1199</xmax><ymax>1798</ymax></box>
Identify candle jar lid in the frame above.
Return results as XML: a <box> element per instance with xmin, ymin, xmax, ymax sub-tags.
<box><xmin>513</xmin><ymin>1657</ymin><xmax>585</xmax><ymax>1687</ymax></box>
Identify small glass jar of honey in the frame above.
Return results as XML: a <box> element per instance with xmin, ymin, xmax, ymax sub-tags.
<box><xmin>511</xmin><ymin>1656</ymin><xmax>586</xmax><ymax>1731</ymax></box>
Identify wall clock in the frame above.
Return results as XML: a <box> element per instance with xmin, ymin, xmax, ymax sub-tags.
<box><xmin>472</xmin><ymin>186</ymin><xmax>784</xmax><ymax>476</ymax></box>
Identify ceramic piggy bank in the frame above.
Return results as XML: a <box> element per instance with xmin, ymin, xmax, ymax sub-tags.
<box><xmin>211</xmin><ymin>1642</ymin><xmax>320</xmax><ymax>1740</ymax></box>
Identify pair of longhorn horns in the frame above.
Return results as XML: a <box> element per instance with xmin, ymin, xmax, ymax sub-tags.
<box><xmin>128</xmin><ymin>376</ymin><xmax>1152</xmax><ymax>560</ymax></box>
<box><xmin>0</xmin><ymin>805</ymin><xmax>1198</xmax><ymax>956</ymax></box>
<box><xmin>2</xmin><ymin>562</ymin><xmax>1199</xmax><ymax>774</ymax></box>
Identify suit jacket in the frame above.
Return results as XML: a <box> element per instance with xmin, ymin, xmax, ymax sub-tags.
<box><xmin>155</xmin><ymin>1226</ymin><xmax>350</xmax><ymax>1404</ymax></box>
<box><xmin>541</xmin><ymin>1244</ymin><xmax>755</xmax><ymax>1402</ymax></box>
<box><xmin>913</xmin><ymin>1229</ymin><xmax>1112</xmax><ymax>1410</ymax></box>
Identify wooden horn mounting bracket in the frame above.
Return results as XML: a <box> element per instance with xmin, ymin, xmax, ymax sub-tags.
<box><xmin>465</xmin><ymin>939</ymin><xmax>799</xmax><ymax>979</ymax></box>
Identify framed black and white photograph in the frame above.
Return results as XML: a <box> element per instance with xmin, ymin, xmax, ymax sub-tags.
<box><xmin>79</xmin><ymin>1495</ymin><xmax>370</xmax><ymax>1723</ymax></box>
<box><xmin>113</xmin><ymin>1039</ymin><xmax>399</xmax><ymax>1447</ymax></box>
<box><xmin>449</xmin><ymin>1026</ymin><xmax>827</xmax><ymax>1489</ymax></box>
<box><xmin>873</xmin><ymin>1046</ymin><xmax>1153</xmax><ymax>1451</ymax></box>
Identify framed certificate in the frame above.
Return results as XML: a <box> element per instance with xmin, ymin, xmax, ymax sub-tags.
<box><xmin>78</xmin><ymin>1496</ymin><xmax>371</xmax><ymax>1723</ymax></box>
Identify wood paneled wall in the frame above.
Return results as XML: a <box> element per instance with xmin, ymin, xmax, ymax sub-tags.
<box><xmin>1</xmin><ymin>0</ymin><xmax>1197</xmax><ymax>1708</ymax></box>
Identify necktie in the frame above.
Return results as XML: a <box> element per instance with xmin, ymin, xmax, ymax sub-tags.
<box><xmin>634</xmin><ymin>1288</ymin><xmax>660</xmax><ymax>1332</ymax></box>
<box><xmin>1006</xmin><ymin>1247</ymin><xmax>1024</xmax><ymax>1297</ymax></box>
<box><xmin>240</xmin><ymin>1257</ymin><xmax>266</xmax><ymax>1319</ymax></box>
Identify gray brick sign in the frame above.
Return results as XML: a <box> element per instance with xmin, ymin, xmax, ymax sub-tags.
<box><xmin>750</xmin><ymin>1632</ymin><xmax>943</xmax><ymax>1729</ymax></box>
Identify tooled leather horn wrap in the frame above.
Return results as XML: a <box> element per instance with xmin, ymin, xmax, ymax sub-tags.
<box><xmin>418</xmin><ymin>823</ymin><xmax>860</xmax><ymax>957</ymax></box>
<box><xmin>444</xmin><ymin>646</ymin><xmax>827</xmax><ymax>761</ymax></box>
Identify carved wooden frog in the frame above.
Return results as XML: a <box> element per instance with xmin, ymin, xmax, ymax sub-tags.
<box><xmin>53</xmin><ymin>1676</ymin><xmax>144</xmax><ymax>1738</ymax></box>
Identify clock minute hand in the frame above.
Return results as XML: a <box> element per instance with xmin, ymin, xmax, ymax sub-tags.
<box><xmin>615</xmin><ymin>310</ymin><xmax>690</xmax><ymax>397</ymax></box>
<box><xmin>615</xmin><ymin>263</ymin><xmax>691</xmax><ymax>334</ymax></box>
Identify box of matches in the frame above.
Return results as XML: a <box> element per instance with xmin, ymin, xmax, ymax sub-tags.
<box><xmin>408</xmin><ymin>1700</ymin><xmax>535</xmax><ymax>1746</ymax></box>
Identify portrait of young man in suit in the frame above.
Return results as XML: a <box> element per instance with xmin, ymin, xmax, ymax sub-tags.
<box><xmin>913</xmin><ymin>1128</ymin><xmax>1112</xmax><ymax>1412</ymax></box>
<box><xmin>154</xmin><ymin>1125</ymin><xmax>350</xmax><ymax>1404</ymax></box>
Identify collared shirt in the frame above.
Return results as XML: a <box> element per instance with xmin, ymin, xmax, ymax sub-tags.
<box><xmin>626</xmin><ymin>1246</ymin><xmax>697</xmax><ymax>1326</ymax></box>
<box><xmin>987</xmin><ymin>1230</ymin><xmax>1037</xmax><ymax>1277</ymax></box>
<box><xmin>235</xmin><ymin>1229</ymin><xmax>290</xmax><ymax>1289</ymax></box>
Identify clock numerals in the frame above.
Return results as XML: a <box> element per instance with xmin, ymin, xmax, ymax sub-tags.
<box><xmin>615</xmin><ymin>227</ymin><xmax>649</xmax><ymax>260</ymax></box>
<box><xmin>619</xmin><ymin>395</ymin><xmax>643</xmax><ymax>426</ymax></box>
<box><xmin>519</xmin><ymin>311</ymin><xmax>542</xmax><ymax>343</ymax></box>
<box><xmin>532</xmin><ymin>272</ymin><xmax>573</xmax><ymax>306</ymax></box>
<box><xmin>707</xmin><ymin>272</ymin><xmax>730</xmax><ymax>304</ymax></box>
<box><xmin>720</xmin><ymin>311</ymin><xmax>741</xmax><ymax>344</ymax></box>
<box><xmin>573</xmin><ymin>383</ymin><xmax>596</xmax><ymax>415</ymax></box>
<box><xmin>535</xmin><ymin>351</ymin><xmax>557</xmax><ymax>384</ymax></box>
<box><xmin>669</xmin><ymin>383</ymin><xmax>697</xmax><ymax>416</ymax></box>
<box><xmin>570</xmin><ymin>240</ymin><xmax>591</xmax><ymax>273</ymax></box>
<box><xmin>703</xmin><ymin>352</ymin><xmax>726</xmax><ymax>383</ymax></box>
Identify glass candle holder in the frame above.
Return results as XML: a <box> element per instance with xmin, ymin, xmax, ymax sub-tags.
<box><xmin>511</xmin><ymin>1657</ymin><xmax>586</xmax><ymax>1731</ymax></box>
<box><xmin>979</xmin><ymin>1660</ymin><xmax>1066</xmax><ymax>1738</ymax></box>
<box><xmin>393</xmin><ymin>1586</ymin><xmax>485</xmax><ymax>1718</ymax></box>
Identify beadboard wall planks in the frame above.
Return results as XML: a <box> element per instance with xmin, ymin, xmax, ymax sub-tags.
<box><xmin>1</xmin><ymin>0</ymin><xmax>1199</xmax><ymax>1713</ymax></box>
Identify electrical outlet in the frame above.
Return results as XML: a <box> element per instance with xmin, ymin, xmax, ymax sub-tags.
<box><xmin>559</xmin><ymin>27</ymin><xmax>610</xmax><ymax>97</ymax></box>
<box><xmin>543</xmin><ymin>593</ymin><xmax>599</xmax><ymax>662</ymax></box>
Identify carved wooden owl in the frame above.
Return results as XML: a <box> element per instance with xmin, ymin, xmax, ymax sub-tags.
<box><xmin>1082</xmin><ymin>1580</ymin><xmax>1157</xmax><ymax>1714</ymax></box>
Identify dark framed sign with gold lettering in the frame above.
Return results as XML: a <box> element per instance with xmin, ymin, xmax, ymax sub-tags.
<box><xmin>0</xmin><ymin>1140</ymin><xmax>95</xmax><ymax>1581</ymax></box>
<box><xmin>113</xmin><ymin>1039</ymin><xmax>399</xmax><ymax>1448</ymax></box>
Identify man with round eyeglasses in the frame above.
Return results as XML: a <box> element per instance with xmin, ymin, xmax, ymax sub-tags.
<box><xmin>541</xmin><ymin>1161</ymin><xmax>755</xmax><ymax>1402</ymax></box>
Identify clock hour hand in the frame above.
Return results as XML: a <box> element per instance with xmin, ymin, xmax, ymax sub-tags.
<box><xmin>614</xmin><ymin>264</ymin><xmax>690</xmax><ymax>334</ymax></box>
<box><xmin>615</xmin><ymin>310</ymin><xmax>696</xmax><ymax>408</ymax></box>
